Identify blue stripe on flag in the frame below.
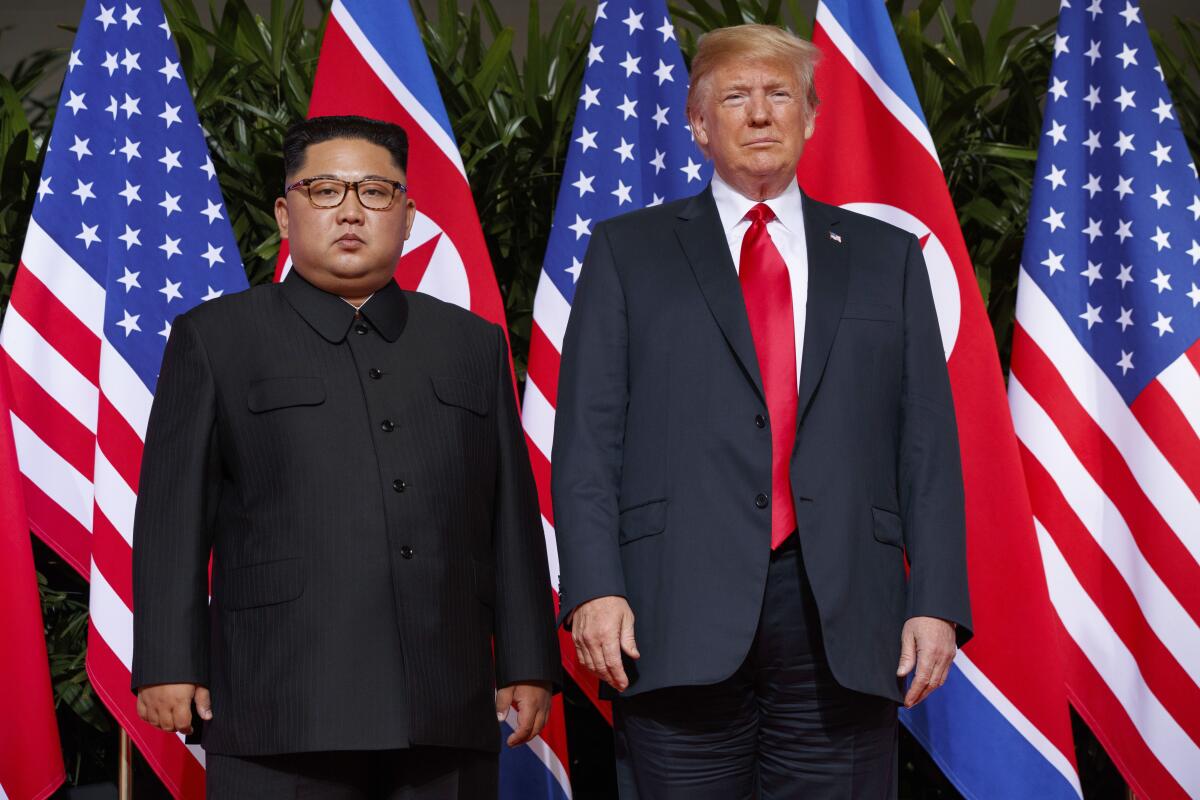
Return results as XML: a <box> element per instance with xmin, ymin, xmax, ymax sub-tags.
<box><xmin>818</xmin><ymin>0</ymin><xmax>927</xmax><ymax>128</ymax></box>
<box><xmin>339</xmin><ymin>0</ymin><xmax>456</xmax><ymax>141</ymax></box>
<box><xmin>902</xmin><ymin>666</ymin><xmax>1079</xmax><ymax>800</ymax></box>
<box><xmin>498</xmin><ymin>724</ymin><xmax>571</xmax><ymax>800</ymax></box>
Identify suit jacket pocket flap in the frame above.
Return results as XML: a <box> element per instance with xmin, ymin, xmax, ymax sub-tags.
<box><xmin>247</xmin><ymin>377</ymin><xmax>326</xmax><ymax>413</ymax></box>
<box><xmin>871</xmin><ymin>507</ymin><xmax>904</xmax><ymax>548</ymax></box>
<box><xmin>618</xmin><ymin>499</ymin><xmax>668</xmax><ymax>545</ymax></box>
<box><xmin>842</xmin><ymin>302</ymin><xmax>900</xmax><ymax>322</ymax></box>
<box><xmin>432</xmin><ymin>377</ymin><xmax>489</xmax><ymax>416</ymax></box>
<box><xmin>222</xmin><ymin>557</ymin><xmax>304</xmax><ymax>610</ymax></box>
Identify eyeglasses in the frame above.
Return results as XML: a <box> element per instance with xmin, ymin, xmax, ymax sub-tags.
<box><xmin>285</xmin><ymin>177</ymin><xmax>408</xmax><ymax>210</ymax></box>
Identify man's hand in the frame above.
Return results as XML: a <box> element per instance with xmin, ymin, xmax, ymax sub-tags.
<box><xmin>570</xmin><ymin>595</ymin><xmax>639</xmax><ymax>692</ymax></box>
<box><xmin>896</xmin><ymin>616</ymin><xmax>957</xmax><ymax>708</ymax></box>
<box><xmin>496</xmin><ymin>681</ymin><xmax>553</xmax><ymax>747</ymax></box>
<box><xmin>136</xmin><ymin>683</ymin><xmax>212</xmax><ymax>734</ymax></box>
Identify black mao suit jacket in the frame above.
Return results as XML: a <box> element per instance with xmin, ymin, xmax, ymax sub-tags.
<box><xmin>552</xmin><ymin>186</ymin><xmax>972</xmax><ymax>704</ymax></box>
<box><xmin>131</xmin><ymin>270</ymin><xmax>558</xmax><ymax>756</ymax></box>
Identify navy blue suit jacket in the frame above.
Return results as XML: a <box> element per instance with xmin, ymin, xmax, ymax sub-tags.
<box><xmin>552</xmin><ymin>186</ymin><xmax>972</xmax><ymax>703</ymax></box>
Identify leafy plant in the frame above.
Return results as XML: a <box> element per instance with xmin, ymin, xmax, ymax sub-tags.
<box><xmin>0</xmin><ymin>41</ymin><xmax>61</xmax><ymax>311</ymax></box>
<box><xmin>162</xmin><ymin>0</ymin><xmax>327</xmax><ymax>285</ymax></box>
<box><xmin>669</xmin><ymin>0</ymin><xmax>813</xmax><ymax>52</ymax></box>
<box><xmin>416</xmin><ymin>0</ymin><xmax>591</xmax><ymax>377</ymax></box>
<box><xmin>1153</xmin><ymin>17</ymin><xmax>1200</xmax><ymax>166</ymax></box>
<box><xmin>889</xmin><ymin>0</ymin><xmax>1056</xmax><ymax>370</ymax></box>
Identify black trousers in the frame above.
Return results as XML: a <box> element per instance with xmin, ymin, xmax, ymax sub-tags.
<box><xmin>205</xmin><ymin>747</ymin><xmax>498</xmax><ymax>800</ymax></box>
<box><xmin>613</xmin><ymin>536</ymin><xmax>899</xmax><ymax>799</ymax></box>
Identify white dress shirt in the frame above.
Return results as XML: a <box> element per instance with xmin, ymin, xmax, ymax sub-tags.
<box><xmin>710</xmin><ymin>171</ymin><xmax>809</xmax><ymax>388</ymax></box>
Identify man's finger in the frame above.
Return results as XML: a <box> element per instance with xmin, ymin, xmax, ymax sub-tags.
<box><xmin>507</xmin><ymin>698</ymin><xmax>537</xmax><ymax>746</ymax></box>
<box><xmin>572</xmin><ymin>635</ymin><xmax>594</xmax><ymax>673</ymax></box>
<box><xmin>620</xmin><ymin>613</ymin><xmax>640</xmax><ymax>660</ymax></box>
<box><xmin>530</xmin><ymin>707</ymin><xmax>549</xmax><ymax>740</ymax></box>
<box><xmin>171</xmin><ymin>702</ymin><xmax>192</xmax><ymax>734</ymax></box>
<box><xmin>601</xmin><ymin>638</ymin><xmax>629</xmax><ymax>690</ymax></box>
<box><xmin>195</xmin><ymin>687</ymin><xmax>213</xmax><ymax>721</ymax></box>
<box><xmin>495</xmin><ymin>686</ymin><xmax>515</xmax><ymax>722</ymax></box>
<box><xmin>584</xmin><ymin>636</ymin><xmax>615</xmax><ymax>686</ymax></box>
<box><xmin>896</xmin><ymin>630</ymin><xmax>916</xmax><ymax>677</ymax></box>
<box><xmin>904</xmin><ymin>657</ymin><xmax>934</xmax><ymax>707</ymax></box>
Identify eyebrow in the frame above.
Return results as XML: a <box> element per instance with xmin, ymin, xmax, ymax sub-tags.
<box><xmin>304</xmin><ymin>173</ymin><xmax>398</xmax><ymax>181</ymax></box>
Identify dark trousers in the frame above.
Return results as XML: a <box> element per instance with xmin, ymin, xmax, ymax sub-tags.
<box><xmin>205</xmin><ymin>747</ymin><xmax>498</xmax><ymax>800</ymax></box>
<box><xmin>613</xmin><ymin>536</ymin><xmax>898</xmax><ymax>799</ymax></box>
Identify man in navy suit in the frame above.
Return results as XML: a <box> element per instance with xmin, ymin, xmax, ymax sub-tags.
<box><xmin>553</xmin><ymin>24</ymin><xmax>971</xmax><ymax>798</ymax></box>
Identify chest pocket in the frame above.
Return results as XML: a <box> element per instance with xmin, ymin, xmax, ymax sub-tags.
<box><xmin>247</xmin><ymin>377</ymin><xmax>326</xmax><ymax>413</ymax></box>
<box><xmin>432</xmin><ymin>377</ymin><xmax>490</xmax><ymax>416</ymax></box>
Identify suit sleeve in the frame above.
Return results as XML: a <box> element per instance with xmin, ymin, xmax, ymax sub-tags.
<box><xmin>550</xmin><ymin>223</ymin><xmax>629</xmax><ymax>627</ymax></box>
<box><xmin>898</xmin><ymin>233</ymin><xmax>973</xmax><ymax>647</ymax></box>
<box><xmin>491</xmin><ymin>325</ymin><xmax>561</xmax><ymax>689</ymax></box>
<box><xmin>131</xmin><ymin>314</ymin><xmax>220</xmax><ymax>691</ymax></box>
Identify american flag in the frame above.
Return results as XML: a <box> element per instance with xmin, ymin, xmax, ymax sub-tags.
<box><xmin>1010</xmin><ymin>0</ymin><xmax>1200</xmax><ymax>796</ymax></box>
<box><xmin>520</xmin><ymin>0</ymin><xmax>710</xmax><ymax>717</ymax></box>
<box><xmin>0</xmin><ymin>0</ymin><xmax>248</xmax><ymax>795</ymax></box>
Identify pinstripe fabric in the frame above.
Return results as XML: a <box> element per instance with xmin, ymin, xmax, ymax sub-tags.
<box><xmin>132</xmin><ymin>270</ymin><xmax>559</xmax><ymax>756</ymax></box>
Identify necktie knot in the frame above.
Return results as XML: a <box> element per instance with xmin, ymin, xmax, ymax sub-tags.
<box><xmin>746</xmin><ymin>202</ymin><xmax>776</xmax><ymax>226</ymax></box>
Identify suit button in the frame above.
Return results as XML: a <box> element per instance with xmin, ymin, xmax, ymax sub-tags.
<box><xmin>400</xmin><ymin>545</ymin><xmax>414</xmax><ymax>559</ymax></box>
<box><xmin>392</xmin><ymin>479</ymin><xmax>407</xmax><ymax>493</ymax></box>
<box><xmin>369</xmin><ymin>368</ymin><xmax>383</xmax><ymax>380</ymax></box>
<box><xmin>754</xmin><ymin>414</ymin><xmax>766</xmax><ymax>428</ymax></box>
<box><xmin>354</xmin><ymin>324</ymin><xmax>369</xmax><ymax>335</ymax></box>
<box><xmin>755</xmin><ymin>493</ymin><xmax>769</xmax><ymax>509</ymax></box>
<box><xmin>380</xmin><ymin>419</ymin><xmax>395</xmax><ymax>432</ymax></box>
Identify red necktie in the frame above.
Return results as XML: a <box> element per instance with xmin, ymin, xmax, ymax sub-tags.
<box><xmin>739</xmin><ymin>203</ymin><xmax>798</xmax><ymax>549</ymax></box>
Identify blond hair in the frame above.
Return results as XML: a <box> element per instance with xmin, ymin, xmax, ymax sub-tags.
<box><xmin>686</xmin><ymin>24</ymin><xmax>822</xmax><ymax>119</ymax></box>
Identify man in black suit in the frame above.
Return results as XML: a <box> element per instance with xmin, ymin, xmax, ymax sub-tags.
<box><xmin>132</xmin><ymin>115</ymin><xmax>558</xmax><ymax>799</ymax></box>
<box><xmin>553</xmin><ymin>24</ymin><xmax>971</xmax><ymax>798</ymax></box>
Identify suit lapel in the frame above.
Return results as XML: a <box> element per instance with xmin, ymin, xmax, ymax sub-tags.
<box><xmin>676</xmin><ymin>187</ymin><xmax>765</xmax><ymax>402</ymax></box>
<box><xmin>797</xmin><ymin>193</ymin><xmax>849</xmax><ymax>423</ymax></box>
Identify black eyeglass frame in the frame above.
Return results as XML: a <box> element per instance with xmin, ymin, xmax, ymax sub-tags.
<box><xmin>284</xmin><ymin>177</ymin><xmax>409</xmax><ymax>210</ymax></box>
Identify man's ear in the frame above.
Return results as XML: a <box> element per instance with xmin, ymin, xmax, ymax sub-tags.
<box><xmin>274</xmin><ymin>196</ymin><xmax>289</xmax><ymax>240</ymax></box>
<box><xmin>689</xmin><ymin>109</ymin><xmax>710</xmax><ymax>155</ymax></box>
<box><xmin>402</xmin><ymin>198</ymin><xmax>416</xmax><ymax>242</ymax></box>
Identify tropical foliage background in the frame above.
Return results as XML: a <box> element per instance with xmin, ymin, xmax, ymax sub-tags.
<box><xmin>1</xmin><ymin>0</ymin><xmax>1198</xmax><ymax>794</ymax></box>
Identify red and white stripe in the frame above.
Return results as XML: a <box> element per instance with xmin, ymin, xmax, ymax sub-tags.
<box><xmin>1</xmin><ymin>220</ymin><xmax>207</xmax><ymax>799</ymax></box>
<box><xmin>1010</xmin><ymin>268</ymin><xmax>1200</xmax><ymax>799</ymax></box>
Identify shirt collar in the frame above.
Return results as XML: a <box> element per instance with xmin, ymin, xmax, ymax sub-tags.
<box><xmin>710</xmin><ymin>170</ymin><xmax>805</xmax><ymax>236</ymax></box>
<box><xmin>282</xmin><ymin>268</ymin><xmax>408</xmax><ymax>343</ymax></box>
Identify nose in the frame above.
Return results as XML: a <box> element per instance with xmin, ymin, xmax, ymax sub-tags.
<box><xmin>336</xmin><ymin>188</ymin><xmax>366</xmax><ymax>224</ymax></box>
<box><xmin>747</xmin><ymin>92</ymin><xmax>771</xmax><ymax>126</ymax></box>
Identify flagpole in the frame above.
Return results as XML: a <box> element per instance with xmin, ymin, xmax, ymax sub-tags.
<box><xmin>118</xmin><ymin>728</ymin><xmax>133</xmax><ymax>800</ymax></box>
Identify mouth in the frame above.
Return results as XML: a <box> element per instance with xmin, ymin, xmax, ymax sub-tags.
<box><xmin>745</xmin><ymin>138</ymin><xmax>780</xmax><ymax>148</ymax></box>
<box><xmin>335</xmin><ymin>233</ymin><xmax>364</xmax><ymax>250</ymax></box>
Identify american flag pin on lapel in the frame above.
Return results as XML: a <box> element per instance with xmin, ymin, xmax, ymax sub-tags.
<box><xmin>829</xmin><ymin>231</ymin><xmax>842</xmax><ymax>243</ymax></box>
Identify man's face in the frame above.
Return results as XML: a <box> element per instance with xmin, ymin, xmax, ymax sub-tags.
<box><xmin>689</xmin><ymin>58</ymin><xmax>815</xmax><ymax>197</ymax></box>
<box><xmin>274</xmin><ymin>137</ymin><xmax>416</xmax><ymax>299</ymax></box>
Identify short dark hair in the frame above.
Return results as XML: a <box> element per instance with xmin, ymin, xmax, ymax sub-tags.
<box><xmin>282</xmin><ymin>115</ymin><xmax>409</xmax><ymax>180</ymax></box>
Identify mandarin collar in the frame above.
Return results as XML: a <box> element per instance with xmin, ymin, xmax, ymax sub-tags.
<box><xmin>281</xmin><ymin>268</ymin><xmax>408</xmax><ymax>343</ymax></box>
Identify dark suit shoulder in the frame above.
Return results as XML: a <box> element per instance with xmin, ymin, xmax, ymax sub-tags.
<box><xmin>175</xmin><ymin>281</ymin><xmax>281</xmax><ymax>331</ymax></box>
<box><xmin>402</xmin><ymin>290</ymin><xmax>501</xmax><ymax>345</ymax></box>
<box><xmin>593</xmin><ymin>194</ymin><xmax>695</xmax><ymax>238</ymax></box>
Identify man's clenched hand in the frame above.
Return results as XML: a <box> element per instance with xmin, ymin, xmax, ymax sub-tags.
<box><xmin>137</xmin><ymin>683</ymin><xmax>211</xmax><ymax>734</ymax></box>
<box><xmin>496</xmin><ymin>681</ymin><xmax>553</xmax><ymax>747</ymax></box>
